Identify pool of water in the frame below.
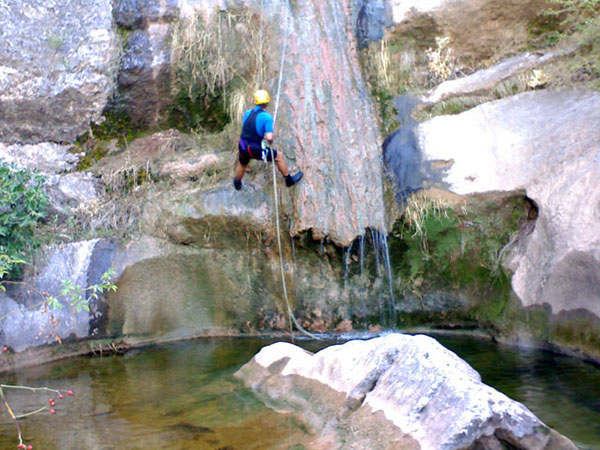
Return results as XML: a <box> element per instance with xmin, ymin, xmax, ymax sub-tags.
<box><xmin>0</xmin><ymin>335</ymin><xmax>599</xmax><ymax>449</ymax></box>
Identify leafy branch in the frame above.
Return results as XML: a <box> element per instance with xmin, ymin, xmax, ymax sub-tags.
<box><xmin>46</xmin><ymin>268</ymin><xmax>118</xmax><ymax>313</ymax></box>
<box><xmin>1</xmin><ymin>269</ymin><xmax>117</xmax><ymax>448</ymax></box>
<box><xmin>0</xmin><ymin>269</ymin><xmax>118</xmax><ymax>323</ymax></box>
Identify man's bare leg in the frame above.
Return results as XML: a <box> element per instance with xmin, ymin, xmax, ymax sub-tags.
<box><xmin>235</xmin><ymin>162</ymin><xmax>247</xmax><ymax>181</ymax></box>
<box><xmin>233</xmin><ymin>162</ymin><xmax>247</xmax><ymax>190</ymax></box>
<box><xmin>273</xmin><ymin>151</ymin><xmax>303</xmax><ymax>187</ymax></box>
<box><xmin>274</xmin><ymin>152</ymin><xmax>289</xmax><ymax>177</ymax></box>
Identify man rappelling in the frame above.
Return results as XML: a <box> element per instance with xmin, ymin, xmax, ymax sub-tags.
<box><xmin>233</xmin><ymin>89</ymin><xmax>303</xmax><ymax>191</ymax></box>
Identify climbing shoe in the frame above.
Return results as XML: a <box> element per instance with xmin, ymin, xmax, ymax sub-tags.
<box><xmin>233</xmin><ymin>177</ymin><xmax>242</xmax><ymax>191</ymax></box>
<box><xmin>285</xmin><ymin>171</ymin><xmax>303</xmax><ymax>187</ymax></box>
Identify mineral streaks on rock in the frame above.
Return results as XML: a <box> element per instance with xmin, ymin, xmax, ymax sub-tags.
<box><xmin>237</xmin><ymin>334</ymin><xmax>577</xmax><ymax>450</ymax></box>
<box><xmin>276</xmin><ymin>0</ymin><xmax>386</xmax><ymax>246</ymax></box>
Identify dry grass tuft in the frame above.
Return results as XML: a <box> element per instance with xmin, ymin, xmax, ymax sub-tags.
<box><xmin>363</xmin><ymin>35</ymin><xmax>425</xmax><ymax>95</ymax></box>
<box><xmin>170</xmin><ymin>7</ymin><xmax>277</xmax><ymax>127</ymax></box>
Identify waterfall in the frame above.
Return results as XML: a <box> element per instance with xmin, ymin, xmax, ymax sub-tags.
<box><xmin>340</xmin><ymin>228</ymin><xmax>397</xmax><ymax>326</ymax></box>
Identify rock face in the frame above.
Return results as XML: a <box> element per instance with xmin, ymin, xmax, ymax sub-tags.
<box><xmin>140</xmin><ymin>184</ymin><xmax>273</xmax><ymax>244</ymax></box>
<box><xmin>123</xmin><ymin>0</ymin><xmax>387</xmax><ymax>245</ymax></box>
<box><xmin>0</xmin><ymin>0</ymin><xmax>119</xmax><ymax>144</ymax></box>
<box><xmin>274</xmin><ymin>0</ymin><xmax>386</xmax><ymax>245</ymax></box>
<box><xmin>236</xmin><ymin>334</ymin><xmax>577</xmax><ymax>450</ymax></box>
<box><xmin>0</xmin><ymin>240</ymin><xmax>111</xmax><ymax>351</ymax></box>
<box><xmin>385</xmin><ymin>89</ymin><xmax>600</xmax><ymax>330</ymax></box>
<box><xmin>115</xmin><ymin>11</ymin><xmax>175</xmax><ymax>128</ymax></box>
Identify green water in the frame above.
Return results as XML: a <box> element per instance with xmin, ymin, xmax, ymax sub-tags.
<box><xmin>0</xmin><ymin>336</ymin><xmax>599</xmax><ymax>449</ymax></box>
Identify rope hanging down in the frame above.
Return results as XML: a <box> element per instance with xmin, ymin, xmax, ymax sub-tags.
<box><xmin>268</xmin><ymin>4</ymin><xmax>320</xmax><ymax>340</ymax></box>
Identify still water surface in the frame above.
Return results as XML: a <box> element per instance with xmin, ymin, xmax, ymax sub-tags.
<box><xmin>0</xmin><ymin>335</ymin><xmax>599</xmax><ymax>449</ymax></box>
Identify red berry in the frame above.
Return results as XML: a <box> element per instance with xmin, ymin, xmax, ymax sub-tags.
<box><xmin>49</xmin><ymin>408</ymin><xmax>56</xmax><ymax>414</ymax></box>
<box><xmin>18</xmin><ymin>444</ymin><xmax>25</xmax><ymax>449</ymax></box>
<box><xmin>48</xmin><ymin>398</ymin><xmax>54</xmax><ymax>404</ymax></box>
<box><xmin>27</xmin><ymin>446</ymin><xmax>33</xmax><ymax>450</ymax></box>
<box><xmin>67</xmin><ymin>390</ymin><xmax>73</xmax><ymax>396</ymax></box>
<box><xmin>3</xmin><ymin>346</ymin><xmax>7</xmax><ymax>352</ymax></box>
<box><xmin>58</xmin><ymin>393</ymin><xmax>64</xmax><ymax>399</ymax></box>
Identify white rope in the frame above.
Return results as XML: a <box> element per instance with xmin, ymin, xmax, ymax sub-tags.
<box><xmin>269</xmin><ymin>3</ymin><xmax>319</xmax><ymax>340</ymax></box>
<box><xmin>258</xmin><ymin>0</ymin><xmax>263</xmax><ymax>87</ymax></box>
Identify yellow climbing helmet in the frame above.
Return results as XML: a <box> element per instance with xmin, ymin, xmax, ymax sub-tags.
<box><xmin>254</xmin><ymin>89</ymin><xmax>271</xmax><ymax>105</ymax></box>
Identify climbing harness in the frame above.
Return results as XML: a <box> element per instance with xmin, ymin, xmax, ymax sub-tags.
<box><xmin>263</xmin><ymin>1</ymin><xmax>320</xmax><ymax>340</ymax></box>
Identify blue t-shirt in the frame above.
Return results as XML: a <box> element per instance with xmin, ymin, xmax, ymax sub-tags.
<box><xmin>242</xmin><ymin>106</ymin><xmax>274</xmax><ymax>138</ymax></box>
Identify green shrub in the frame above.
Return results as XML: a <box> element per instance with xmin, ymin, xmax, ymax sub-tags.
<box><xmin>0</xmin><ymin>160</ymin><xmax>49</xmax><ymax>280</ymax></box>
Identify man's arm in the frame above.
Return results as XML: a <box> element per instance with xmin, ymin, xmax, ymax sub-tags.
<box><xmin>264</xmin><ymin>132</ymin><xmax>274</xmax><ymax>145</ymax></box>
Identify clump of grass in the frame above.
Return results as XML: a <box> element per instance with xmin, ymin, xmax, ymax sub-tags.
<box><xmin>170</xmin><ymin>8</ymin><xmax>273</xmax><ymax>131</ymax></box>
<box><xmin>401</xmin><ymin>193</ymin><xmax>461</xmax><ymax>242</ymax></box>
<box><xmin>360</xmin><ymin>35</ymin><xmax>427</xmax><ymax>134</ymax></box>
<box><xmin>361</xmin><ymin>34</ymin><xmax>429</xmax><ymax>95</ymax></box>
<box><xmin>426</xmin><ymin>36</ymin><xmax>456</xmax><ymax>83</ymax></box>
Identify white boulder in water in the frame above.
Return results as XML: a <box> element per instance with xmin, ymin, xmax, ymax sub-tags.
<box><xmin>236</xmin><ymin>334</ymin><xmax>576</xmax><ymax>449</ymax></box>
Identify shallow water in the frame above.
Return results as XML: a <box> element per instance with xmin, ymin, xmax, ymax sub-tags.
<box><xmin>0</xmin><ymin>335</ymin><xmax>598</xmax><ymax>449</ymax></box>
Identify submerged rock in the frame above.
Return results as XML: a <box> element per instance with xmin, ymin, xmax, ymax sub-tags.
<box><xmin>236</xmin><ymin>334</ymin><xmax>577</xmax><ymax>450</ymax></box>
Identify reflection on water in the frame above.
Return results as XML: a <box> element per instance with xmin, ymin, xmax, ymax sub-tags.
<box><xmin>435</xmin><ymin>335</ymin><xmax>600</xmax><ymax>450</ymax></box>
<box><xmin>0</xmin><ymin>335</ymin><xmax>599</xmax><ymax>450</ymax></box>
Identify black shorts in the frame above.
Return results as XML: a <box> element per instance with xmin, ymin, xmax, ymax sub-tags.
<box><xmin>238</xmin><ymin>139</ymin><xmax>277</xmax><ymax>165</ymax></box>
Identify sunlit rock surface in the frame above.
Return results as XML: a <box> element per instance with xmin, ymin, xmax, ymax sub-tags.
<box><xmin>385</xmin><ymin>89</ymin><xmax>600</xmax><ymax>349</ymax></box>
<box><xmin>421</xmin><ymin>48</ymin><xmax>576</xmax><ymax>105</ymax></box>
<box><xmin>0</xmin><ymin>0</ymin><xmax>119</xmax><ymax>143</ymax></box>
<box><xmin>236</xmin><ymin>334</ymin><xmax>577</xmax><ymax>450</ymax></box>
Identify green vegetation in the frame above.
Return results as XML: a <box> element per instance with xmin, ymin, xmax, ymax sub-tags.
<box><xmin>385</xmin><ymin>193</ymin><xmax>532</xmax><ymax>334</ymax></box>
<box><xmin>390</xmin><ymin>194</ymin><xmax>527</xmax><ymax>295</ymax></box>
<box><xmin>359</xmin><ymin>35</ymin><xmax>427</xmax><ymax>134</ymax></box>
<box><xmin>46</xmin><ymin>269</ymin><xmax>118</xmax><ymax>313</ymax></box>
<box><xmin>0</xmin><ymin>161</ymin><xmax>49</xmax><ymax>281</ymax></box>
<box><xmin>530</xmin><ymin>0</ymin><xmax>600</xmax><ymax>88</ymax></box>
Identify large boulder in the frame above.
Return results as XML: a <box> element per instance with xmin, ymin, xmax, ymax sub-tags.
<box><xmin>236</xmin><ymin>334</ymin><xmax>576</xmax><ymax>449</ymax></box>
<box><xmin>384</xmin><ymin>88</ymin><xmax>600</xmax><ymax>355</ymax></box>
<box><xmin>0</xmin><ymin>0</ymin><xmax>119</xmax><ymax>144</ymax></box>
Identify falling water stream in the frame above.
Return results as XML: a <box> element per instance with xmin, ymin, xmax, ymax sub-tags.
<box><xmin>0</xmin><ymin>335</ymin><xmax>598</xmax><ymax>450</ymax></box>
